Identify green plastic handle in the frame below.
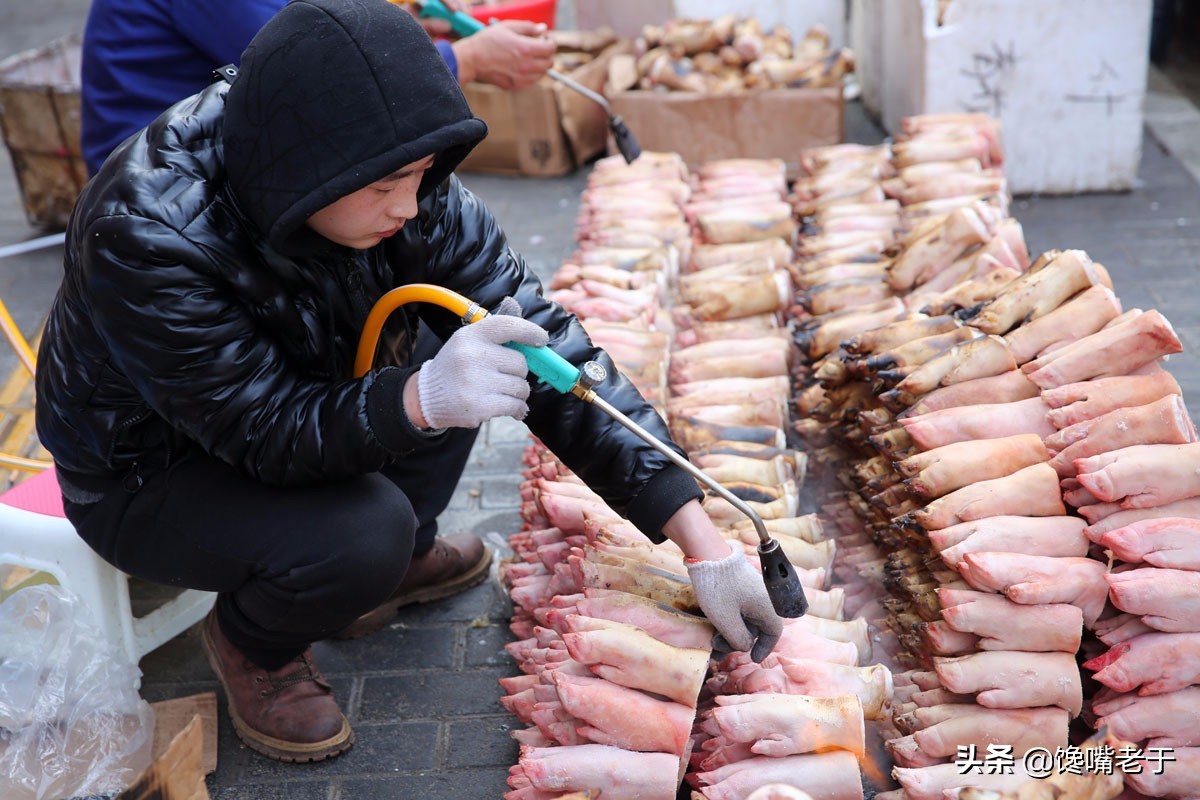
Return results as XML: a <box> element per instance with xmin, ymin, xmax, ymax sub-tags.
<box><xmin>506</xmin><ymin>342</ymin><xmax>580</xmax><ymax>394</ymax></box>
<box><xmin>418</xmin><ymin>0</ymin><xmax>486</xmax><ymax>36</ymax></box>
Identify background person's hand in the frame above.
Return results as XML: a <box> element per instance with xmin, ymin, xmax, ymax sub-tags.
<box><xmin>453</xmin><ymin>20</ymin><xmax>556</xmax><ymax>90</ymax></box>
<box><xmin>686</xmin><ymin>542</ymin><xmax>784</xmax><ymax>662</ymax></box>
<box><xmin>396</xmin><ymin>0</ymin><xmax>465</xmax><ymax>39</ymax></box>
<box><xmin>408</xmin><ymin>298</ymin><xmax>548</xmax><ymax>429</ymax></box>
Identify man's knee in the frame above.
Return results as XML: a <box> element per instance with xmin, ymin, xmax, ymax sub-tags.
<box><xmin>333</xmin><ymin>482</ymin><xmax>418</xmax><ymax>583</ymax></box>
<box><xmin>250</xmin><ymin>485</ymin><xmax>417</xmax><ymax>636</ymax></box>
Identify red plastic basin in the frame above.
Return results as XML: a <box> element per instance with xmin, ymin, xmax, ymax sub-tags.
<box><xmin>468</xmin><ymin>0</ymin><xmax>557</xmax><ymax>29</ymax></box>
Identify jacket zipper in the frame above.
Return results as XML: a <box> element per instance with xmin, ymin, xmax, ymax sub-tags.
<box><xmin>106</xmin><ymin>407</ymin><xmax>153</xmax><ymax>491</ymax></box>
<box><xmin>345</xmin><ymin>261</ymin><xmax>373</xmax><ymax>326</ymax></box>
<box><xmin>346</xmin><ymin>260</ymin><xmax>388</xmax><ymax>372</ymax></box>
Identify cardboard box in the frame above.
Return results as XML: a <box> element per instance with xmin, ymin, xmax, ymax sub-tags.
<box><xmin>148</xmin><ymin>693</ymin><xmax>219</xmax><ymax>777</ymax></box>
<box><xmin>851</xmin><ymin>0</ymin><xmax>1152</xmax><ymax>194</ymax></box>
<box><xmin>570</xmin><ymin>0</ymin><xmax>847</xmax><ymax>49</ymax></box>
<box><xmin>607</xmin><ymin>87</ymin><xmax>844</xmax><ymax>177</ymax></box>
<box><xmin>0</xmin><ymin>34</ymin><xmax>87</xmax><ymax>230</ymax></box>
<box><xmin>458</xmin><ymin>42</ymin><xmax>625</xmax><ymax>176</ymax></box>
<box><xmin>117</xmin><ymin>693</ymin><xmax>219</xmax><ymax>800</ymax></box>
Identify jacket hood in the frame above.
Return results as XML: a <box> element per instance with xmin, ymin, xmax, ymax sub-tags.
<box><xmin>223</xmin><ymin>0</ymin><xmax>487</xmax><ymax>253</ymax></box>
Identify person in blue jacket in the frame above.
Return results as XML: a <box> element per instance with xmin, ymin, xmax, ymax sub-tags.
<box><xmin>79</xmin><ymin>0</ymin><xmax>555</xmax><ymax>175</ymax></box>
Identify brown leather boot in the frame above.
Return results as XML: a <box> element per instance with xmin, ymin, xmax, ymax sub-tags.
<box><xmin>334</xmin><ymin>532</ymin><xmax>492</xmax><ymax>639</ymax></box>
<box><xmin>201</xmin><ymin>611</ymin><xmax>353</xmax><ymax>762</ymax></box>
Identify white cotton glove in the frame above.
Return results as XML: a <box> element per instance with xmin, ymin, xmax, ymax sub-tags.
<box><xmin>416</xmin><ymin>297</ymin><xmax>549</xmax><ymax>429</ymax></box>
<box><xmin>686</xmin><ymin>543</ymin><xmax>784</xmax><ymax>663</ymax></box>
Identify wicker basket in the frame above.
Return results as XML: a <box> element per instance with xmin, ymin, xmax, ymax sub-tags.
<box><xmin>0</xmin><ymin>34</ymin><xmax>86</xmax><ymax>231</ymax></box>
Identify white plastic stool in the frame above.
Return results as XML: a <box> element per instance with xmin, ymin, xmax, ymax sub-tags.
<box><xmin>0</xmin><ymin>467</ymin><xmax>215</xmax><ymax>668</ymax></box>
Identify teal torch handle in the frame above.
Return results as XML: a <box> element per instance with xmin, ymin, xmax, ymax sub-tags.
<box><xmin>417</xmin><ymin>0</ymin><xmax>486</xmax><ymax>36</ymax></box>
<box><xmin>505</xmin><ymin>343</ymin><xmax>581</xmax><ymax>395</ymax></box>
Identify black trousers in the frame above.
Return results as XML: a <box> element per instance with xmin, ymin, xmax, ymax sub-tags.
<box><xmin>63</xmin><ymin>325</ymin><xmax>479</xmax><ymax>669</ymax></box>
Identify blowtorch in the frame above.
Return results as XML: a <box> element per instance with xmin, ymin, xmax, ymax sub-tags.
<box><xmin>408</xmin><ymin>0</ymin><xmax>642</xmax><ymax>164</ymax></box>
<box><xmin>355</xmin><ymin>284</ymin><xmax>809</xmax><ymax>619</ymax></box>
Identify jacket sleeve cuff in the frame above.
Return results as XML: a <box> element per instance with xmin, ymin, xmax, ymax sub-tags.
<box><xmin>366</xmin><ymin>366</ymin><xmax>446</xmax><ymax>453</ymax></box>
<box><xmin>435</xmin><ymin>39</ymin><xmax>459</xmax><ymax>82</ymax></box>
<box><xmin>626</xmin><ymin>465</ymin><xmax>704</xmax><ymax>544</ymax></box>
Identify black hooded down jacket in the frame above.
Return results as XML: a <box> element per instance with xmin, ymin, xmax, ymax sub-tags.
<box><xmin>35</xmin><ymin>0</ymin><xmax>701</xmax><ymax>540</ymax></box>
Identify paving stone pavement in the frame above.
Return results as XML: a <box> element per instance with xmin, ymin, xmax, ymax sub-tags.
<box><xmin>3</xmin><ymin>5</ymin><xmax>1200</xmax><ymax>797</ymax></box>
<box><xmin>148</xmin><ymin>115</ymin><xmax>1199</xmax><ymax>800</ymax></box>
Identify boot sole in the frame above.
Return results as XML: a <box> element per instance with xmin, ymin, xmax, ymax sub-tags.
<box><xmin>201</xmin><ymin>623</ymin><xmax>355</xmax><ymax>763</ymax></box>
<box><xmin>332</xmin><ymin>545</ymin><xmax>494</xmax><ymax>640</ymax></box>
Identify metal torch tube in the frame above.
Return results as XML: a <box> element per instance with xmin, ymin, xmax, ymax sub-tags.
<box><xmin>545</xmin><ymin>69</ymin><xmax>612</xmax><ymax>112</ymax></box>
<box><xmin>587</xmin><ymin>393</ymin><xmax>774</xmax><ymax>547</ymax></box>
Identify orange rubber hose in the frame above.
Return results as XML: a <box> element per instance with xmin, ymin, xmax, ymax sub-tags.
<box><xmin>353</xmin><ymin>284</ymin><xmax>485</xmax><ymax>378</ymax></box>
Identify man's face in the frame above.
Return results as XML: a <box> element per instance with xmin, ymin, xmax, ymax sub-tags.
<box><xmin>305</xmin><ymin>155</ymin><xmax>435</xmax><ymax>249</ymax></box>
